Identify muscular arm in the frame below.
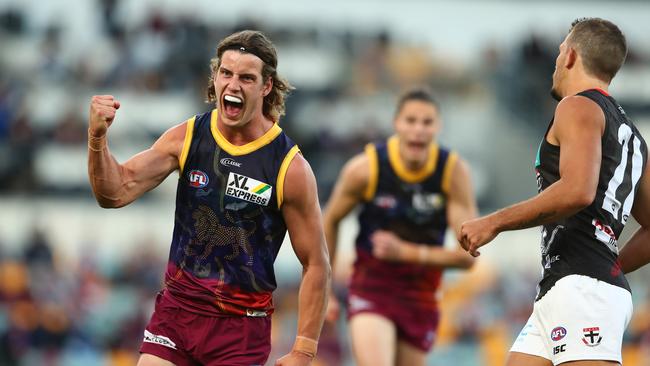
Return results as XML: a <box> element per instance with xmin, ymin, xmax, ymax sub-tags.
<box><xmin>281</xmin><ymin>153</ymin><xmax>331</xmax><ymax>355</ymax></box>
<box><xmin>461</xmin><ymin>96</ymin><xmax>605</xmax><ymax>256</ymax></box>
<box><xmin>372</xmin><ymin>158</ymin><xmax>476</xmax><ymax>268</ymax></box>
<box><xmin>619</xmin><ymin>157</ymin><xmax>650</xmax><ymax>274</ymax></box>
<box><xmin>87</xmin><ymin>95</ymin><xmax>185</xmax><ymax>208</ymax></box>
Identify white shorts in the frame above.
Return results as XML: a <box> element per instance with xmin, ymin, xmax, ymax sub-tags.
<box><xmin>510</xmin><ymin>274</ymin><xmax>632</xmax><ymax>365</ymax></box>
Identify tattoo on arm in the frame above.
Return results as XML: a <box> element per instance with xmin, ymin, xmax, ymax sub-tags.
<box><xmin>511</xmin><ymin>210</ymin><xmax>557</xmax><ymax>230</ymax></box>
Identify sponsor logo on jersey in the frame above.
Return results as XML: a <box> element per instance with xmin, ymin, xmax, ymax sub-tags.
<box><xmin>551</xmin><ymin>326</ymin><xmax>567</xmax><ymax>341</ymax></box>
<box><xmin>374</xmin><ymin>195</ymin><xmax>397</xmax><ymax>209</ymax></box>
<box><xmin>143</xmin><ymin>329</ymin><xmax>177</xmax><ymax>349</ymax></box>
<box><xmin>553</xmin><ymin>344</ymin><xmax>566</xmax><ymax>355</ymax></box>
<box><xmin>592</xmin><ymin>219</ymin><xmax>618</xmax><ymax>254</ymax></box>
<box><xmin>582</xmin><ymin>327</ymin><xmax>602</xmax><ymax>347</ymax></box>
<box><xmin>413</xmin><ymin>192</ymin><xmax>444</xmax><ymax>212</ymax></box>
<box><xmin>225</xmin><ymin>172</ymin><xmax>272</xmax><ymax>206</ymax></box>
<box><xmin>188</xmin><ymin>169</ymin><xmax>209</xmax><ymax>188</ymax></box>
<box><xmin>220</xmin><ymin>157</ymin><xmax>242</xmax><ymax>168</ymax></box>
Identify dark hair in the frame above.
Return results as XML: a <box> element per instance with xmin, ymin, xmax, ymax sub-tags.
<box><xmin>567</xmin><ymin>18</ymin><xmax>627</xmax><ymax>82</ymax></box>
<box><xmin>206</xmin><ymin>30</ymin><xmax>294</xmax><ymax>121</ymax></box>
<box><xmin>394</xmin><ymin>86</ymin><xmax>438</xmax><ymax>117</ymax></box>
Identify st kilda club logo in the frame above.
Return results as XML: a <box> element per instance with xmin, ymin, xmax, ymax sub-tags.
<box><xmin>188</xmin><ymin>170</ymin><xmax>209</xmax><ymax>188</ymax></box>
<box><xmin>582</xmin><ymin>327</ymin><xmax>602</xmax><ymax>347</ymax></box>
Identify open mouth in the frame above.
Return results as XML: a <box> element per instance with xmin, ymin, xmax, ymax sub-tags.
<box><xmin>223</xmin><ymin>95</ymin><xmax>244</xmax><ymax>118</ymax></box>
<box><xmin>407</xmin><ymin>141</ymin><xmax>428</xmax><ymax>150</ymax></box>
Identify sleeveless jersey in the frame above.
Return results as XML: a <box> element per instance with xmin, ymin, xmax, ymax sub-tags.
<box><xmin>165</xmin><ymin>109</ymin><xmax>300</xmax><ymax>316</ymax></box>
<box><xmin>351</xmin><ymin>136</ymin><xmax>458</xmax><ymax>309</ymax></box>
<box><xmin>535</xmin><ymin>89</ymin><xmax>647</xmax><ymax>300</ymax></box>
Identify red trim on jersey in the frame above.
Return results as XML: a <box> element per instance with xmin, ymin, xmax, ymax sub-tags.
<box><xmin>164</xmin><ymin>262</ymin><xmax>274</xmax><ymax>316</ymax></box>
<box><xmin>593</xmin><ymin>88</ymin><xmax>610</xmax><ymax>96</ymax></box>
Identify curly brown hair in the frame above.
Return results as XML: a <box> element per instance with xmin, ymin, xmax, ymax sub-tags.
<box><xmin>206</xmin><ymin>30</ymin><xmax>294</xmax><ymax>122</ymax></box>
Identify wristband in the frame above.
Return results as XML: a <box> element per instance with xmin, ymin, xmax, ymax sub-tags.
<box><xmin>292</xmin><ymin>336</ymin><xmax>318</xmax><ymax>358</ymax></box>
<box><xmin>88</xmin><ymin>131</ymin><xmax>107</xmax><ymax>152</ymax></box>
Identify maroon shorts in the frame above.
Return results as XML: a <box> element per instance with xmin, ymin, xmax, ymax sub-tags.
<box><xmin>346</xmin><ymin>290</ymin><xmax>439</xmax><ymax>352</ymax></box>
<box><xmin>140</xmin><ymin>291</ymin><xmax>271</xmax><ymax>366</ymax></box>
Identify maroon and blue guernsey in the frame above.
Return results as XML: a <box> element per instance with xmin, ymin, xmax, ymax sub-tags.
<box><xmin>164</xmin><ymin>109</ymin><xmax>300</xmax><ymax>317</ymax></box>
<box><xmin>351</xmin><ymin>136</ymin><xmax>458</xmax><ymax>309</ymax></box>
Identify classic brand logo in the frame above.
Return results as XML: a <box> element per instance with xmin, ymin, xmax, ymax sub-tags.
<box><xmin>220</xmin><ymin>158</ymin><xmax>242</xmax><ymax>168</ymax></box>
<box><xmin>188</xmin><ymin>170</ymin><xmax>209</xmax><ymax>188</ymax></box>
<box><xmin>143</xmin><ymin>330</ymin><xmax>177</xmax><ymax>349</ymax></box>
<box><xmin>246</xmin><ymin>309</ymin><xmax>268</xmax><ymax>317</ymax></box>
<box><xmin>225</xmin><ymin>172</ymin><xmax>272</xmax><ymax>206</ymax></box>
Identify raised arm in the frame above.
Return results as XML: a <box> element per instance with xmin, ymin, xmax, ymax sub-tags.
<box><xmin>87</xmin><ymin>95</ymin><xmax>185</xmax><ymax>208</ymax></box>
<box><xmin>460</xmin><ymin>95</ymin><xmax>605</xmax><ymax>256</ymax></box>
<box><xmin>619</xmin><ymin>156</ymin><xmax>650</xmax><ymax>274</ymax></box>
<box><xmin>275</xmin><ymin>153</ymin><xmax>331</xmax><ymax>366</ymax></box>
<box><xmin>371</xmin><ymin>157</ymin><xmax>476</xmax><ymax>268</ymax></box>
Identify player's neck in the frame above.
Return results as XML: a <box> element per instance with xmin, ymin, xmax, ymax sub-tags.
<box><xmin>217</xmin><ymin>115</ymin><xmax>274</xmax><ymax>146</ymax></box>
<box><xmin>404</xmin><ymin>159</ymin><xmax>426</xmax><ymax>171</ymax></box>
<box><xmin>398</xmin><ymin>150</ymin><xmax>428</xmax><ymax>171</ymax></box>
<box><xmin>562</xmin><ymin>76</ymin><xmax>610</xmax><ymax>99</ymax></box>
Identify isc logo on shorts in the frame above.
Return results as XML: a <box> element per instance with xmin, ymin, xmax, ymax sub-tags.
<box><xmin>225</xmin><ymin>172</ymin><xmax>272</xmax><ymax>206</ymax></box>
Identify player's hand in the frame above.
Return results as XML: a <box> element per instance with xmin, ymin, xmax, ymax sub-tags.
<box><xmin>460</xmin><ymin>216</ymin><xmax>498</xmax><ymax>257</ymax></box>
<box><xmin>89</xmin><ymin>95</ymin><xmax>121</xmax><ymax>137</ymax></box>
<box><xmin>325</xmin><ymin>293</ymin><xmax>340</xmax><ymax>323</ymax></box>
<box><xmin>371</xmin><ymin>230</ymin><xmax>404</xmax><ymax>261</ymax></box>
<box><xmin>274</xmin><ymin>351</ymin><xmax>313</xmax><ymax>366</ymax></box>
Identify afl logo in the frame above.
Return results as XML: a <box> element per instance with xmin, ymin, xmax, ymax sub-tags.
<box><xmin>188</xmin><ymin>170</ymin><xmax>209</xmax><ymax>188</ymax></box>
<box><xmin>551</xmin><ymin>327</ymin><xmax>567</xmax><ymax>341</ymax></box>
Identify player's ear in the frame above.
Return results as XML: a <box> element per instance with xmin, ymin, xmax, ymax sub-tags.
<box><xmin>263</xmin><ymin>76</ymin><xmax>273</xmax><ymax>97</ymax></box>
<box><xmin>565</xmin><ymin>47</ymin><xmax>578</xmax><ymax>70</ymax></box>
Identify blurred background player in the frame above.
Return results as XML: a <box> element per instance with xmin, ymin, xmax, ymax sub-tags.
<box><xmin>87</xmin><ymin>30</ymin><xmax>330</xmax><ymax>366</ymax></box>
<box><xmin>461</xmin><ymin>18</ymin><xmax>647</xmax><ymax>366</ymax></box>
<box><xmin>323</xmin><ymin>86</ymin><xmax>477</xmax><ymax>366</ymax></box>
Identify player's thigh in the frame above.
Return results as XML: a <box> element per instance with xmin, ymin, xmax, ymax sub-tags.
<box><xmin>506</xmin><ymin>351</ymin><xmax>553</xmax><ymax>366</ymax></box>
<box><xmin>559</xmin><ymin>361</ymin><xmax>620</xmax><ymax>366</ymax></box>
<box><xmin>349</xmin><ymin>313</ymin><xmax>397</xmax><ymax>366</ymax></box>
<box><xmin>396</xmin><ymin>340</ymin><xmax>427</xmax><ymax>366</ymax></box>
<box><xmin>137</xmin><ymin>353</ymin><xmax>177</xmax><ymax>366</ymax></box>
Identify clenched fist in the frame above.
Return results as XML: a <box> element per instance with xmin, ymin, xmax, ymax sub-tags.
<box><xmin>89</xmin><ymin>95</ymin><xmax>121</xmax><ymax>137</ymax></box>
<box><xmin>459</xmin><ymin>216</ymin><xmax>499</xmax><ymax>257</ymax></box>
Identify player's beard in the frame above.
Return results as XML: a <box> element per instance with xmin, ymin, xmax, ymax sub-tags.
<box><xmin>550</xmin><ymin>68</ymin><xmax>564</xmax><ymax>101</ymax></box>
<box><xmin>550</xmin><ymin>87</ymin><xmax>562</xmax><ymax>101</ymax></box>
